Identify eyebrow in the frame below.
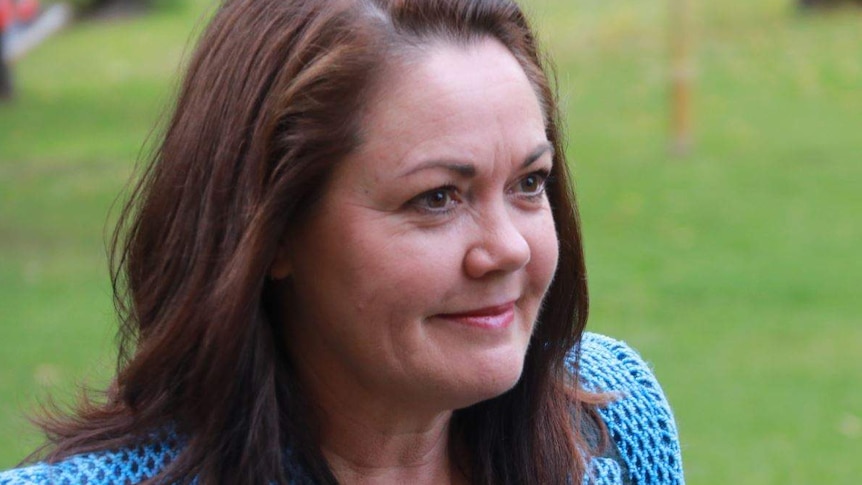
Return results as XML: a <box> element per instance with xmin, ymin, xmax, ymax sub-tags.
<box><xmin>399</xmin><ymin>142</ymin><xmax>553</xmax><ymax>179</ymax></box>
<box><xmin>522</xmin><ymin>142</ymin><xmax>554</xmax><ymax>168</ymax></box>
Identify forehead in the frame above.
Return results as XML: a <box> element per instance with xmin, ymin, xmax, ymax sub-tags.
<box><xmin>350</xmin><ymin>37</ymin><xmax>548</xmax><ymax>168</ymax></box>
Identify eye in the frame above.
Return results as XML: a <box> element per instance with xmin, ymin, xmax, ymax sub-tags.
<box><xmin>410</xmin><ymin>186</ymin><xmax>461</xmax><ymax>214</ymax></box>
<box><xmin>514</xmin><ymin>170</ymin><xmax>550</xmax><ymax>197</ymax></box>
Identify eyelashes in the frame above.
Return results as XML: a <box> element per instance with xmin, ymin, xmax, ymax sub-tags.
<box><xmin>411</xmin><ymin>186</ymin><xmax>461</xmax><ymax>214</ymax></box>
<box><xmin>407</xmin><ymin>169</ymin><xmax>552</xmax><ymax>215</ymax></box>
<box><xmin>512</xmin><ymin>169</ymin><xmax>551</xmax><ymax>199</ymax></box>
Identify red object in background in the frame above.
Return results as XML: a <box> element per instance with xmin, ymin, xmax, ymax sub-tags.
<box><xmin>16</xmin><ymin>0</ymin><xmax>38</xmax><ymax>23</ymax></box>
<box><xmin>0</xmin><ymin>0</ymin><xmax>39</xmax><ymax>31</ymax></box>
<box><xmin>0</xmin><ymin>0</ymin><xmax>14</xmax><ymax>32</ymax></box>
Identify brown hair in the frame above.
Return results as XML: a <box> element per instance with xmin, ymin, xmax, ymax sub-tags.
<box><xmin>37</xmin><ymin>0</ymin><xmax>608</xmax><ymax>483</ymax></box>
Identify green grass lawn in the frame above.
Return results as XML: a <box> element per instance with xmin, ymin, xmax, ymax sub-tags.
<box><xmin>1</xmin><ymin>0</ymin><xmax>860</xmax><ymax>482</ymax></box>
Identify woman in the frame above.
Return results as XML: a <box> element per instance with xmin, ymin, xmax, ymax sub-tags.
<box><xmin>0</xmin><ymin>0</ymin><xmax>683</xmax><ymax>483</ymax></box>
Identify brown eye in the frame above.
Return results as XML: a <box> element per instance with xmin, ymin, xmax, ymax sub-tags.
<box><xmin>425</xmin><ymin>190</ymin><xmax>452</xmax><ymax>209</ymax></box>
<box><xmin>516</xmin><ymin>170</ymin><xmax>549</xmax><ymax>196</ymax></box>
<box><xmin>411</xmin><ymin>186</ymin><xmax>460</xmax><ymax>214</ymax></box>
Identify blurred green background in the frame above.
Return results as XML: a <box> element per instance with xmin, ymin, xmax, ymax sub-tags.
<box><xmin>1</xmin><ymin>0</ymin><xmax>860</xmax><ymax>482</ymax></box>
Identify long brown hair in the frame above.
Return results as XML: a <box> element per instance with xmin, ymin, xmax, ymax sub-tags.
<box><xmin>37</xmin><ymin>0</ymin><xmax>608</xmax><ymax>483</ymax></box>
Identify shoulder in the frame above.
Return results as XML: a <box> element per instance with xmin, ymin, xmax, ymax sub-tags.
<box><xmin>571</xmin><ymin>332</ymin><xmax>685</xmax><ymax>485</ymax></box>
<box><xmin>574</xmin><ymin>332</ymin><xmax>667</xmax><ymax>396</ymax></box>
<box><xmin>0</xmin><ymin>435</ymin><xmax>180</xmax><ymax>485</ymax></box>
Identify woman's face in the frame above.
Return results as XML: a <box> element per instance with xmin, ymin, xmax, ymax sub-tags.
<box><xmin>276</xmin><ymin>38</ymin><xmax>559</xmax><ymax>414</ymax></box>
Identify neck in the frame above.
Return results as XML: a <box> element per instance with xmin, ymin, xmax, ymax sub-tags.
<box><xmin>320</xmin><ymin>410</ymin><xmax>463</xmax><ymax>485</ymax></box>
<box><xmin>296</xmin><ymin>365</ymin><xmax>466</xmax><ymax>484</ymax></box>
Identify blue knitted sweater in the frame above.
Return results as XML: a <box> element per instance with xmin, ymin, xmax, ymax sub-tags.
<box><xmin>0</xmin><ymin>333</ymin><xmax>684</xmax><ymax>484</ymax></box>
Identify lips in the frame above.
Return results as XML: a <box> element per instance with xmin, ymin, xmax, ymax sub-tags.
<box><xmin>434</xmin><ymin>301</ymin><xmax>516</xmax><ymax>330</ymax></box>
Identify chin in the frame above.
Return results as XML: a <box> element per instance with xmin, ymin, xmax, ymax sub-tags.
<box><xmin>447</xmin><ymin>351</ymin><xmax>527</xmax><ymax>410</ymax></box>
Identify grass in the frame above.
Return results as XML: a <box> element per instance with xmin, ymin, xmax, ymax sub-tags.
<box><xmin>531</xmin><ymin>1</ymin><xmax>862</xmax><ymax>482</ymax></box>
<box><xmin>1</xmin><ymin>0</ymin><xmax>860</xmax><ymax>482</ymax></box>
<box><xmin>0</xmin><ymin>0</ymin><xmax>214</xmax><ymax>464</ymax></box>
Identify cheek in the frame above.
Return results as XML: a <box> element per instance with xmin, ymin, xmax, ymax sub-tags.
<box><xmin>312</xmin><ymin>220</ymin><xmax>458</xmax><ymax>320</ymax></box>
<box><xmin>356</xmin><ymin>238</ymin><xmax>466</xmax><ymax>320</ymax></box>
<box><xmin>528</xmin><ymin>215</ymin><xmax>560</xmax><ymax>292</ymax></box>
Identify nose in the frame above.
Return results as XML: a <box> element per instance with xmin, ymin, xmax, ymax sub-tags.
<box><xmin>463</xmin><ymin>206</ymin><xmax>531</xmax><ymax>279</ymax></box>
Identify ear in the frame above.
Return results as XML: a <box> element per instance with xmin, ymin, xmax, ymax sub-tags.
<box><xmin>269</xmin><ymin>239</ymin><xmax>293</xmax><ymax>280</ymax></box>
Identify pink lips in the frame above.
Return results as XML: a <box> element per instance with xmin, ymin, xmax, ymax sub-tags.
<box><xmin>435</xmin><ymin>302</ymin><xmax>516</xmax><ymax>330</ymax></box>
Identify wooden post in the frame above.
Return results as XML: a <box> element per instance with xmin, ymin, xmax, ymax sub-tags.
<box><xmin>669</xmin><ymin>0</ymin><xmax>693</xmax><ymax>156</ymax></box>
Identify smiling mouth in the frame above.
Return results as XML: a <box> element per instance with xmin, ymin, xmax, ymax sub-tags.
<box><xmin>434</xmin><ymin>302</ymin><xmax>516</xmax><ymax>330</ymax></box>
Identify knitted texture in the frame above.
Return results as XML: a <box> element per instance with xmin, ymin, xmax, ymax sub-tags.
<box><xmin>0</xmin><ymin>332</ymin><xmax>684</xmax><ymax>484</ymax></box>
<box><xmin>576</xmin><ymin>333</ymin><xmax>685</xmax><ymax>484</ymax></box>
<box><xmin>0</xmin><ymin>432</ymin><xmax>181</xmax><ymax>485</ymax></box>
